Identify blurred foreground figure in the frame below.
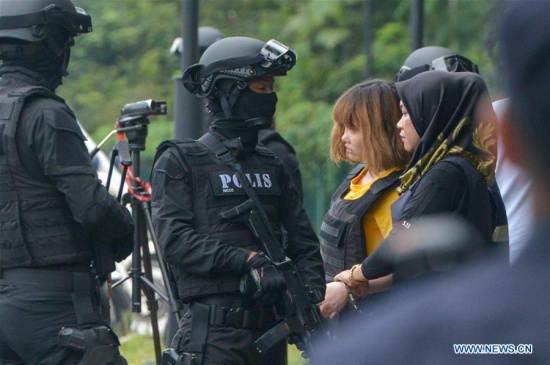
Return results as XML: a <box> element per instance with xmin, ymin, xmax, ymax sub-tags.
<box><xmin>0</xmin><ymin>1</ymin><xmax>134</xmax><ymax>364</ymax></box>
<box><xmin>312</xmin><ymin>1</ymin><xmax>550</xmax><ymax>364</ymax></box>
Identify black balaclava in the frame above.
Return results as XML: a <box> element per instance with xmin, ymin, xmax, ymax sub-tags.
<box><xmin>232</xmin><ymin>87</ymin><xmax>278</xmax><ymax>123</ymax></box>
<box><xmin>2</xmin><ymin>28</ymin><xmax>72</xmax><ymax>90</ymax></box>
<box><xmin>209</xmin><ymin>82</ymin><xmax>278</xmax><ymax>152</ymax></box>
<box><xmin>395</xmin><ymin>70</ymin><xmax>497</xmax><ymax>194</ymax></box>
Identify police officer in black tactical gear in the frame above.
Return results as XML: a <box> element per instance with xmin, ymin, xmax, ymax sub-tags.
<box><xmin>0</xmin><ymin>1</ymin><xmax>134</xmax><ymax>364</ymax></box>
<box><xmin>173</xmin><ymin>29</ymin><xmax>303</xmax><ymax>198</ymax></box>
<box><xmin>152</xmin><ymin>36</ymin><xmax>325</xmax><ymax>365</ymax></box>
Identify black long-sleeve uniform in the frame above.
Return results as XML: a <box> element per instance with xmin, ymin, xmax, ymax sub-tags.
<box><xmin>152</xmin><ymin>138</ymin><xmax>324</xmax><ymax>297</ymax></box>
<box><xmin>0</xmin><ymin>66</ymin><xmax>133</xmax><ymax>365</ymax></box>
<box><xmin>152</xmin><ymin>135</ymin><xmax>325</xmax><ymax>365</ymax></box>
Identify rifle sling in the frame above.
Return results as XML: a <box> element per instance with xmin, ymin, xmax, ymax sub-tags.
<box><xmin>198</xmin><ymin>132</ymin><xmax>286</xmax><ymax>261</ymax></box>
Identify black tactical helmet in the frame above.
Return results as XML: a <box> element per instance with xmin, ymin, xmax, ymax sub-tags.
<box><xmin>396</xmin><ymin>46</ymin><xmax>479</xmax><ymax>82</ymax></box>
<box><xmin>182</xmin><ymin>37</ymin><xmax>296</xmax><ymax>98</ymax></box>
<box><xmin>0</xmin><ymin>0</ymin><xmax>92</xmax><ymax>42</ymax></box>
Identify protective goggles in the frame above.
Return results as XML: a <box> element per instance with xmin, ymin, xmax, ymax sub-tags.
<box><xmin>431</xmin><ymin>54</ymin><xmax>479</xmax><ymax>73</ymax></box>
<box><xmin>260</xmin><ymin>39</ymin><xmax>297</xmax><ymax>69</ymax></box>
<box><xmin>396</xmin><ymin>54</ymin><xmax>479</xmax><ymax>82</ymax></box>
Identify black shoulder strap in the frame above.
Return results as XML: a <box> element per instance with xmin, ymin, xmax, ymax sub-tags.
<box><xmin>154</xmin><ymin>140</ymin><xmax>180</xmax><ymax>166</ymax></box>
<box><xmin>330</xmin><ymin>164</ymin><xmax>365</xmax><ymax>201</ymax></box>
<box><xmin>346</xmin><ymin>169</ymin><xmax>402</xmax><ymax>215</ymax></box>
<box><xmin>4</xmin><ymin>85</ymin><xmax>63</xmax><ymax>117</ymax></box>
<box><xmin>330</xmin><ymin>164</ymin><xmax>364</xmax><ymax>197</ymax></box>
<box><xmin>258</xmin><ymin>129</ymin><xmax>296</xmax><ymax>154</ymax></box>
<box><xmin>369</xmin><ymin>169</ymin><xmax>402</xmax><ymax>195</ymax></box>
<box><xmin>347</xmin><ymin>164</ymin><xmax>366</xmax><ymax>179</ymax></box>
<box><xmin>151</xmin><ymin>139</ymin><xmax>195</xmax><ymax>181</ymax></box>
<box><xmin>7</xmin><ymin>85</ymin><xmax>63</xmax><ymax>103</ymax></box>
<box><xmin>0</xmin><ymin>86</ymin><xmax>62</xmax><ymax>142</ymax></box>
<box><xmin>198</xmin><ymin>132</ymin><xmax>234</xmax><ymax>163</ymax></box>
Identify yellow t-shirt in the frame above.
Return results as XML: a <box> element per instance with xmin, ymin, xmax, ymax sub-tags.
<box><xmin>343</xmin><ymin>167</ymin><xmax>401</xmax><ymax>256</ymax></box>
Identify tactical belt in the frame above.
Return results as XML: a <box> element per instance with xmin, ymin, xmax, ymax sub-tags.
<box><xmin>177</xmin><ymin>299</ymin><xmax>278</xmax><ymax>365</ymax></box>
<box><xmin>0</xmin><ymin>267</ymin><xmax>102</xmax><ymax>325</ymax></box>
<box><xmin>0</xmin><ymin>267</ymin><xmax>79</xmax><ymax>289</ymax></box>
<box><xmin>193</xmin><ymin>297</ymin><xmax>277</xmax><ymax>329</ymax></box>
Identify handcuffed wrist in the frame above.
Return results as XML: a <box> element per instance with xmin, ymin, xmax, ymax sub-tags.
<box><xmin>343</xmin><ymin>282</ymin><xmax>361</xmax><ymax>312</ymax></box>
<box><xmin>349</xmin><ymin>264</ymin><xmax>362</xmax><ymax>287</ymax></box>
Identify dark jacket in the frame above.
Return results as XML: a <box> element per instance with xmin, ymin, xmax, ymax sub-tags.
<box><xmin>362</xmin><ymin>157</ymin><xmax>493</xmax><ymax>281</ymax></box>
<box><xmin>0</xmin><ymin>67</ymin><xmax>134</xmax><ymax>269</ymax></box>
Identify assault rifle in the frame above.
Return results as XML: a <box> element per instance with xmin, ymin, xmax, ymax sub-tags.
<box><xmin>199</xmin><ymin>132</ymin><xmax>329</xmax><ymax>357</ymax></box>
<box><xmin>221</xmin><ymin>197</ymin><xmax>328</xmax><ymax>356</ymax></box>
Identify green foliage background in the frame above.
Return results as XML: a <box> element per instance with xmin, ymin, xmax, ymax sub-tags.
<box><xmin>65</xmin><ymin>0</ymin><xmax>507</xmax><ymax>230</ymax></box>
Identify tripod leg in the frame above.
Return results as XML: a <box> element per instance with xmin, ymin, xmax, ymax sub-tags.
<box><xmin>142</xmin><ymin>202</ymin><xmax>182</xmax><ymax>323</ymax></box>
<box><xmin>136</xmin><ymin>205</ymin><xmax>163</xmax><ymax>365</ymax></box>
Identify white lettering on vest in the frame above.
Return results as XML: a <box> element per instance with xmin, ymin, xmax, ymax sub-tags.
<box><xmin>232</xmin><ymin>174</ymin><xmax>242</xmax><ymax>188</ymax></box>
<box><xmin>219</xmin><ymin>174</ymin><xmax>232</xmax><ymax>189</ymax></box>
<box><xmin>217</xmin><ymin>172</ymin><xmax>273</xmax><ymax>192</ymax></box>
<box><xmin>254</xmin><ymin>173</ymin><xmax>263</xmax><ymax>187</ymax></box>
<box><xmin>262</xmin><ymin>173</ymin><xmax>272</xmax><ymax>188</ymax></box>
<box><xmin>245</xmin><ymin>173</ymin><xmax>256</xmax><ymax>187</ymax></box>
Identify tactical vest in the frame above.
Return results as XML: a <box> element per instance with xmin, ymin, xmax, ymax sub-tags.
<box><xmin>155</xmin><ymin>138</ymin><xmax>286</xmax><ymax>300</ymax></box>
<box><xmin>391</xmin><ymin>156</ymin><xmax>494</xmax><ymax>245</ymax></box>
<box><xmin>258</xmin><ymin>129</ymin><xmax>296</xmax><ymax>155</ymax></box>
<box><xmin>0</xmin><ymin>86</ymin><xmax>90</xmax><ymax>268</ymax></box>
<box><xmin>320</xmin><ymin>165</ymin><xmax>402</xmax><ymax>281</ymax></box>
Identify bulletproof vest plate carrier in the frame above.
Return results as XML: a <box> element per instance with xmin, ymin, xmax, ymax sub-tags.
<box><xmin>320</xmin><ymin>165</ymin><xmax>402</xmax><ymax>281</ymax></box>
<box><xmin>0</xmin><ymin>86</ymin><xmax>88</xmax><ymax>267</ymax></box>
<box><xmin>155</xmin><ymin>139</ymin><xmax>286</xmax><ymax>300</ymax></box>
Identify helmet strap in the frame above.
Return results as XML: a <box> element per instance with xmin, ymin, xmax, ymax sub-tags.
<box><xmin>220</xmin><ymin>95</ymin><xmax>233</xmax><ymax>119</ymax></box>
<box><xmin>43</xmin><ymin>31</ymin><xmax>73</xmax><ymax>77</ymax></box>
<box><xmin>244</xmin><ymin>117</ymin><xmax>273</xmax><ymax>129</ymax></box>
<box><xmin>218</xmin><ymin>79</ymin><xmax>247</xmax><ymax>119</ymax></box>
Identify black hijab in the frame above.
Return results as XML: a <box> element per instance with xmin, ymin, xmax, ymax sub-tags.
<box><xmin>395</xmin><ymin>71</ymin><xmax>497</xmax><ymax>194</ymax></box>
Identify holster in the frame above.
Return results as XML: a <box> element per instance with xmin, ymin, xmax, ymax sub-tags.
<box><xmin>162</xmin><ymin>348</ymin><xmax>198</xmax><ymax>365</ymax></box>
<box><xmin>58</xmin><ymin>326</ymin><xmax>127</xmax><ymax>365</ymax></box>
<box><xmin>162</xmin><ymin>301</ymin><xmax>211</xmax><ymax>365</ymax></box>
<box><xmin>60</xmin><ymin>271</ymin><xmax>123</xmax><ymax>364</ymax></box>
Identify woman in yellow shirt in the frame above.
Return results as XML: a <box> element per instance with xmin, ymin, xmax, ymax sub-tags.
<box><xmin>319</xmin><ymin>79</ymin><xmax>410</xmax><ymax>320</ymax></box>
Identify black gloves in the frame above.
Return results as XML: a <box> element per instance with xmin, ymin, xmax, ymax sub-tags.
<box><xmin>111</xmin><ymin>228</ymin><xmax>134</xmax><ymax>263</ymax></box>
<box><xmin>240</xmin><ymin>252</ymin><xmax>286</xmax><ymax>303</ymax></box>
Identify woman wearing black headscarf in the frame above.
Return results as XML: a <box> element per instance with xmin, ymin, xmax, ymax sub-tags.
<box><xmin>334</xmin><ymin>70</ymin><xmax>498</xmax><ymax>289</ymax></box>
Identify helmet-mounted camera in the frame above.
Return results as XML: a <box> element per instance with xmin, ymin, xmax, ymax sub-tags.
<box><xmin>260</xmin><ymin>39</ymin><xmax>296</xmax><ymax>69</ymax></box>
<box><xmin>182</xmin><ymin>38</ymin><xmax>296</xmax><ymax>97</ymax></box>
